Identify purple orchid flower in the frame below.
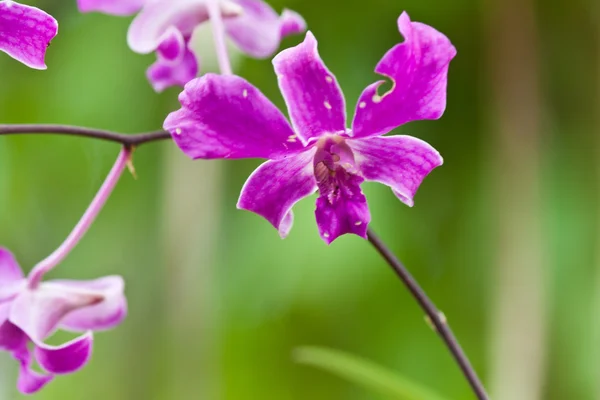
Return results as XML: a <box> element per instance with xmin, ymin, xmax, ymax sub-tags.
<box><xmin>0</xmin><ymin>1</ymin><xmax>58</xmax><ymax>69</ymax></box>
<box><xmin>164</xmin><ymin>12</ymin><xmax>456</xmax><ymax>244</ymax></box>
<box><xmin>0</xmin><ymin>148</ymin><xmax>130</xmax><ymax>394</ymax></box>
<box><xmin>0</xmin><ymin>248</ymin><xmax>126</xmax><ymax>394</ymax></box>
<box><xmin>78</xmin><ymin>0</ymin><xmax>306</xmax><ymax>91</ymax></box>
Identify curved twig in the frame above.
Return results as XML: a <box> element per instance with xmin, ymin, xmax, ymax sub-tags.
<box><xmin>0</xmin><ymin>124</ymin><xmax>171</xmax><ymax>146</ymax></box>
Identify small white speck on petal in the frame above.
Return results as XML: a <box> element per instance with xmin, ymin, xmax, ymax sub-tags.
<box><xmin>324</xmin><ymin>101</ymin><xmax>332</xmax><ymax>110</ymax></box>
<box><xmin>323</xmin><ymin>232</ymin><xmax>330</xmax><ymax>238</ymax></box>
<box><xmin>372</xmin><ymin>94</ymin><xmax>382</xmax><ymax>103</ymax></box>
<box><xmin>325</xmin><ymin>76</ymin><xmax>333</xmax><ymax>83</ymax></box>
<box><xmin>242</xmin><ymin>89</ymin><xmax>248</xmax><ymax>98</ymax></box>
<box><xmin>359</xmin><ymin>101</ymin><xmax>366</xmax><ymax>108</ymax></box>
<box><xmin>355</xmin><ymin>221</ymin><xmax>362</xmax><ymax>226</ymax></box>
<box><xmin>175</xmin><ymin>128</ymin><xmax>182</xmax><ymax>135</ymax></box>
<box><xmin>287</xmin><ymin>134</ymin><xmax>297</xmax><ymax>143</ymax></box>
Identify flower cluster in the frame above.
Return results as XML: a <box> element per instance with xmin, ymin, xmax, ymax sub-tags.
<box><xmin>77</xmin><ymin>0</ymin><xmax>306</xmax><ymax>91</ymax></box>
<box><xmin>1</xmin><ymin>0</ymin><xmax>456</xmax><ymax>395</ymax></box>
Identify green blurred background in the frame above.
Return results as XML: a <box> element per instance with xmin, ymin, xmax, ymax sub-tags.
<box><xmin>1</xmin><ymin>0</ymin><xmax>598</xmax><ymax>398</ymax></box>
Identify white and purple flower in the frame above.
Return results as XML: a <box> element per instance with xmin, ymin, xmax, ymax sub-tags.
<box><xmin>0</xmin><ymin>1</ymin><xmax>58</xmax><ymax>69</ymax></box>
<box><xmin>164</xmin><ymin>12</ymin><xmax>456</xmax><ymax>244</ymax></box>
<box><xmin>78</xmin><ymin>0</ymin><xmax>306</xmax><ymax>91</ymax></box>
<box><xmin>0</xmin><ymin>248</ymin><xmax>126</xmax><ymax>394</ymax></box>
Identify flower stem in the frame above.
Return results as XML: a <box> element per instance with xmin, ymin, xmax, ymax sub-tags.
<box><xmin>0</xmin><ymin>124</ymin><xmax>170</xmax><ymax>145</ymax></box>
<box><xmin>28</xmin><ymin>147</ymin><xmax>132</xmax><ymax>288</ymax></box>
<box><xmin>206</xmin><ymin>0</ymin><xmax>233</xmax><ymax>75</ymax></box>
<box><xmin>366</xmin><ymin>228</ymin><xmax>489</xmax><ymax>400</ymax></box>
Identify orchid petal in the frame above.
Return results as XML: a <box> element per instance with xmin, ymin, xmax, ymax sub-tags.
<box><xmin>314</xmin><ymin>171</ymin><xmax>370</xmax><ymax>244</ymax></box>
<box><xmin>127</xmin><ymin>0</ymin><xmax>241</xmax><ymax>54</ymax></box>
<box><xmin>9</xmin><ymin>282</ymin><xmax>103</xmax><ymax>341</ymax></box>
<box><xmin>34</xmin><ymin>332</ymin><xmax>93</xmax><ymax>374</ymax></box>
<box><xmin>128</xmin><ymin>0</ymin><xmax>207</xmax><ymax>53</ymax></box>
<box><xmin>0</xmin><ymin>318</ymin><xmax>53</xmax><ymax>394</ymax></box>
<box><xmin>237</xmin><ymin>149</ymin><xmax>317</xmax><ymax>238</ymax></box>
<box><xmin>0</xmin><ymin>1</ymin><xmax>58</xmax><ymax>69</ymax></box>
<box><xmin>0</xmin><ymin>249</ymin><xmax>26</xmax><ymax>304</ymax></box>
<box><xmin>156</xmin><ymin>26</ymin><xmax>186</xmax><ymax>62</ymax></box>
<box><xmin>13</xmin><ymin>343</ymin><xmax>53</xmax><ymax>394</ymax></box>
<box><xmin>147</xmin><ymin>30</ymin><xmax>198</xmax><ymax>92</ymax></box>
<box><xmin>165</xmin><ymin>74</ymin><xmax>303</xmax><ymax>160</ymax></box>
<box><xmin>0</xmin><ymin>303</ymin><xmax>8</xmax><ymax>324</ymax></box>
<box><xmin>148</xmin><ymin>50</ymin><xmax>198</xmax><ymax>92</ymax></box>
<box><xmin>352</xmin><ymin>12</ymin><xmax>456</xmax><ymax>138</ymax></box>
<box><xmin>59</xmin><ymin>276</ymin><xmax>127</xmax><ymax>332</ymax></box>
<box><xmin>273</xmin><ymin>31</ymin><xmax>346</xmax><ymax>143</ymax></box>
<box><xmin>0</xmin><ymin>248</ymin><xmax>23</xmax><ymax>284</ymax></box>
<box><xmin>0</xmin><ymin>316</ymin><xmax>27</xmax><ymax>351</ymax></box>
<box><xmin>77</xmin><ymin>0</ymin><xmax>145</xmax><ymax>16</ymax></box>
<box><xmin>348</xmin><ymin>135</ymin><xmax>442</xmax><ymax>206</ymax></box>
<box><xmin>280</xmin><ymin>9</ymin><xmax>306</xmax><ymax>37</ymax></box>
<box><xmin>0</xmin><ymin>280</ymin><xmax>25</xmax><ymax>304</ymax></box>
<box><xmin>224</xmin><ymin>0</ymin><xmax>306</xmax><ymax>58</ymax></box>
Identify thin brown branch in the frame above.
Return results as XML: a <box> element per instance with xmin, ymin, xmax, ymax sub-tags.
<box><xmin>0</xmin><ymin>124</ymin><xmax>171</xmax><ymax>146</ymax></box>
<box><xmin>367</xmin><ymin>228</ymin><xmax>489</xmax><ymax>400</ymax></box>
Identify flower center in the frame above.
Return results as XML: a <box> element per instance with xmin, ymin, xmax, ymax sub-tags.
<box><xmin>313</xmin><ymin>136</ymin><xmax>361</xmax><ymax>204</ymax></box>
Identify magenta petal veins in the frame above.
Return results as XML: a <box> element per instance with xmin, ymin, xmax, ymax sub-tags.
<box><xmin>347</xmin><ymin>136</ymin><xmax>443</xmax><ymax>207</ymax></box>
<box><xmin>237</xmin><ymin>149</ymin><xmax>317</xmax><ymax>238</ymax></box>
<box><xmin>273</xmin><ymin>31</ymin><xmax>346</xmax><ymax>144</ymax></box>
<box><xmin>165</xmin><ymin>74</ymin><xmax>303</xmax><ymax>159</ymax></box>
<box><xmin>0</xmin><ymin>1</ymin><xmax>58</xmax><ymax>69</ymax></box>
<box><xmin>352</xmin><ymin>12</ymin><xmax>457</xmax><ymax>138</ymax></box>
